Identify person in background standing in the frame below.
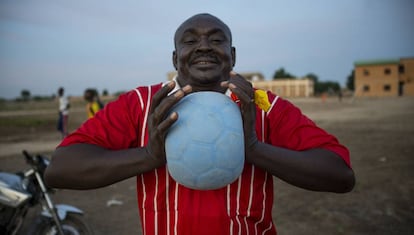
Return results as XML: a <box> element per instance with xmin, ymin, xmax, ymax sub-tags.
<box><xmin>57</xmin><ymin>87</ymin><xmax>70</xmax><ymax>138</ymax></box>
<box><xmin>83</xmin><ymin>88</ymin><xmax>102</xmax><ymax>119</ymax></box>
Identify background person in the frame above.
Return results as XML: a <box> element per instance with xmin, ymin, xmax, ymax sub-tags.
<box><xmin>83</xmin><ymin>88</ymin><xmax>102</xmax><ymax>119</ymax></box>
<box><xmin>57</xmin><ymin>87</ymin><xmax>69</xmax><ymax>138</ymax></box>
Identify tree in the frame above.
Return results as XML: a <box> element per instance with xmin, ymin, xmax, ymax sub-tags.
<box><xmin>21</xmin><ymin>89</ymin><xmax>31</xmax><ymax>101</ymax></box>
<box><xmin>272</xmin><ymin>67</ymin><xmax>295</xmax><ymax>80</ymax></box>
<box><xmin>305</xmin><ymin>73</ymin><xmax>319</xmax><ymax>83</ymax></box>
<box><xmin>315</xmin><ymin>81</ymin><xmax>341</xmax><ymax>95</ymax></box>
<box><xmin>346</xmin><ymin>69</ymin><xmax>355</xmax><ymax>91</ymax></box>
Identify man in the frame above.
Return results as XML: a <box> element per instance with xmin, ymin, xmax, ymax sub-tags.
<box><xmin>57</xmin><ymin>87</ymin><xmax>70</xmax><ymax>138</ymax></box>
<box><xmin>45</xmin><ymin>13</ymin><xmax>355</xmax><ymax>234</ymax></box>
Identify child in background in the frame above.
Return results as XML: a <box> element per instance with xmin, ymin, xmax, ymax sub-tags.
<box><xmin>84</xmin><ymin>89</ymin><xmax>102</xmax><ymax>119</ymax></box>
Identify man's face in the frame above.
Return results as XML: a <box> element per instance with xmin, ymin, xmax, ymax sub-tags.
<box><xmin>173</xmin><ymin>14</ymin><xmax>235</xmax><ymax>91</ymax></box>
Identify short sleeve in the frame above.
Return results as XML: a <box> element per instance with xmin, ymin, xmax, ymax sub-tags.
<box><xmin>266</xmin><ymin>97</ymin><xmax>351</xmax><ymax>167</ymax></box>
<box><xmin>59</xmin><ymin>90</ymin><xmax>143</xmax><ymax>150</ymax></box>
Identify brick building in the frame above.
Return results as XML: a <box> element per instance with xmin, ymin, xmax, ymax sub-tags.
<box><xmin>354</xmin><ymin>57</ymin><xmax>414</xmax><ymax>97</ymax></box>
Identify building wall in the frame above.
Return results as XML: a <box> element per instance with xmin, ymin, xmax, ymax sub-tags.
<box><xmin>354</xmin><ymin>58</ymin><xmax>414</xmax><ymax>97</ymax></box>
<box><xmin>400</xmin><ymin>58</ymin><xmax>414</xmax><ymax>95</ymax></box>
<box><xmin>354</xmin><ymin>63</ymin><xmax>399</xmax><ymax>97</ymax></box>
<box><xmin>252</xmin><ymin>79</ymin><xmax>314</xmax><ymax>97</ymax></box>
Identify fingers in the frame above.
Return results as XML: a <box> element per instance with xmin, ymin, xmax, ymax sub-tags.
<box><xmin>149</xmin><ymin>82</ymin><xmax>192</xmax><ymax>132</ymax></box>
<box><xmin>222</xmin><ymin>71</ymin><xmax>254</xmax><ymax>104</ymax></box>
<box><xmin>150</xmin><ymin>81</ymin><xmax>176</xmax><ymax>113</ymax></box>
<box><xmin>157</xmin><ymin>112</ymin><xmax>178</xmax><ymax>133</ymax></box>
<box><xmin>223</xmin><ymin>72</ymin><xmax>258</xmax><ymax>152</ymax></box>
<box><xmin>146</xmin><ymin>83</ymin><xmax>191</xmax><ymax>161</ymax></box>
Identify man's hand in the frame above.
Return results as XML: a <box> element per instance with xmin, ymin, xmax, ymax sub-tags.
<box><xmin>221</xmin><ymin>72</ymin><xmax>259</xmax><ymax>153</ymax></box>
<box><xmin>146</xmin><ymin>81</ymin><xmax>192</xmax><ymax>167</ymax></box>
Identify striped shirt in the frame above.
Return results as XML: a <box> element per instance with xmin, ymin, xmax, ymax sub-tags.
<box><xmin>61</xmin><ymin>82</ymin><xmax>350</xmax><ymax>235</ymax></box>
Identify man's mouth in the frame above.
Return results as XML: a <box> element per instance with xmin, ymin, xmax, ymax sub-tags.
<box><xmin>195</xmin><ymin>61</ymin><xmax>215</xmax><ymax>65</ymax></box>
<box><xmin>192</xmin><ymin>57</ymin><xmax>218</xmax><ymax>67</ymax></box>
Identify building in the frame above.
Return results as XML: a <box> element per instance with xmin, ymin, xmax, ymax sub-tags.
<box><xmin>167</xmin><ymin>71</ymin><xmax>314</xmax><ymax>98</ymax></box>
<box><xmin>354</xmin><ymin>57</ymin><xmax>414</xmax><ymax>97</ymax></box>
<box><xmin>251</xmin><ymin>78</ymin><xmax>314</xmax><ymax>98</ymax></box>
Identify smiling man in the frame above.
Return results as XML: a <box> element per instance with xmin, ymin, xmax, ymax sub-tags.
<box><xmin>45</xmin><ymin>13</ymin><xmax>355</xmax><ymax>235</ymax></box>
<box><xmin>173</xmin><ymin>14</ymin><xmax>235</xmax><ymax>92</ymax></box>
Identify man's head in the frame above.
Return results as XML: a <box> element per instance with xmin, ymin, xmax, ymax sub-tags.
<box><xmin>84</xmin><ymin>89</ymin><xmax>95</xmax><ymax>102</ymax></box>
<box><xmin>58</xmin><ymin>87</ymin><xmax>64</xmax><ymax>97</ymax></box>
<box><xmin>173</xmin><ymin>13</ymin><xmax>235</xmax><ymax>92</ymax></box>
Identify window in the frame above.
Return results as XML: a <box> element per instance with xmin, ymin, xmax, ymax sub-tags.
<box><xmin>384</xmin><ymin>84</ymin><xmax>391</xmax><ymax>91</ymax></box>
<box><xmin>363</xmin><ymin>85</ymin><xmax>370</xmax><ymax>92</ymax></box>
<box><xmin>384</xmin><ymin>68</ymin><xmax>391</xmax><ymax>75</ymax></box>
<box><xmin>363</xmin><ymin>69</ymin><xmax>370</xmax><ymax>76</ymax></box>
<box><xmin>399</xmin><ymin>65</ymin><xmax>405</xmax><ymax>74</ymax></box>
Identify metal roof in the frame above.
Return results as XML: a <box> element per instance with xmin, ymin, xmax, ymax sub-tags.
<box><xmin>354</xmin><ymin>59</ymin><xmax>400</xmax><ymax>66</ymax></box>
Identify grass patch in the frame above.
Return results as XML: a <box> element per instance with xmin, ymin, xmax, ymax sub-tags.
<box><xmin>0</xmin><ymin>116</ymin><xmax>53</xmax><ymax>128</ymax></box>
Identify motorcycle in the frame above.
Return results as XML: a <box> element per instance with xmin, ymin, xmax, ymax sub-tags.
<box><xmin>0</xmin><ymin>150</ymin><xmax>93</xmax><ymax>235</ymax></box>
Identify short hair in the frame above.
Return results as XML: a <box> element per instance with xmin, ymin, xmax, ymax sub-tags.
<box><xmin>174</xmin><ymin>13</ymin><xmax>232</xmax><ymax>48</ymax></box>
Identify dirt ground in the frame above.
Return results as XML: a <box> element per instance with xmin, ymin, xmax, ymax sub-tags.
<box><xmin>1</xmin><ymin>96</ymin><xmax>414</xmax><ymax>235</ymax></box>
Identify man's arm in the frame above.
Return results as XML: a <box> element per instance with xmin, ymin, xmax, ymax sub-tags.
<box><xmin>45</xmin><ymin>81</ymin><xmax>192</xmax><ymax>190</ymax></box>
<box><xmin>44</xmin><ymin>144</ymin><xmax>161</xmax><ymax>189</ymax></box>
<box><xmin>223</xmin><ymin>72</ymin><xmax>355</xmax><ymax>193</ymax></box>
<box><xmin>246</xmin><ymin>144</ymin><xmax>355</xmax><ymax>193</ymax></box>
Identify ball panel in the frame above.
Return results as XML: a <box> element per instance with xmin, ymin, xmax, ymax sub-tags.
<box><xmin>214</xmin><ymin>133</ymin><xmax>245</xmax><ymax>170</ymax></box>
<box><xmin>167</xmin><ymin>163</ymin><xmax>197</xmax><ymax>188</ymax></box>
<box><xmin>180</xmin><ymin>142</ymin><xmax>214</xmax><ymax>174</ymax></box>
<box><xmin>196</xmin><ymin>168</ymin><xmax>236</xmax><ymax>190</ymax></box>
<box><xmin>186</xmin><ymin>110</ymin><xmax>222</xmax><ymax>143</ymax></box>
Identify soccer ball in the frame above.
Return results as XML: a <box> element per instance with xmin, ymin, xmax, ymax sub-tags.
<box><xmin>165</xmin><ymin>91</ymin><xmax>245</xmax><ymax>190</ymax></box>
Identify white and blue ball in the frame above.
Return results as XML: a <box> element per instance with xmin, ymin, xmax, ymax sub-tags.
<box><xmin>165</xmin><ymin>91</ymin><xmax>245</xmax><ymax>190</ymax></box>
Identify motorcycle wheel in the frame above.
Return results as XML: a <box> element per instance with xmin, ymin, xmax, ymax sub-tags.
<box><xmin>31</xmin><ymin>214</ymin><xmax>94</xmax><ymax>235</ymax></box>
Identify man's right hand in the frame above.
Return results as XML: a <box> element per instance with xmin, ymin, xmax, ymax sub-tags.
<box><xmin>145</xmin><ymin>81</ymin><xmax>192</xmax><ymax>167</ymax></box>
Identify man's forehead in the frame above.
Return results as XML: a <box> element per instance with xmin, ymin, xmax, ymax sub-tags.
<box><xmin>175</xmin><ymin>14</ymin><xmax>231</xmax><ymax>37</ymax></box>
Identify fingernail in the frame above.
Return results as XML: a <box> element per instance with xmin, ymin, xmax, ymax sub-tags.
<box><xmin>182</xmin><ymin>85</ymin><xmax>192</xmax><ymax>92</ymax></box>
<box><xmin>170</xmin><ymin>112</ymin><xmax>178</xmax><ymax>120</ymax></box>
<box><xmin>168</xmin><ymin>81</ymin><xmax>175</xmax><ymax>88</ymax></box>
<box><xmin>174</xmin><ymin>90</ymin><xmax>184</xmax><ymax>98</ymax></box>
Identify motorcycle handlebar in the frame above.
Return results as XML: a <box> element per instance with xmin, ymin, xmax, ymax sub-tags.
<box><xmin>23</xmin><ymin>150</ymin><xmax>36</xmax><ymax>165</ymax></box>
<box><xmin>22</xmin><ymin>150</ymin><xmax>49</xmax><ymax>173</ymax></box>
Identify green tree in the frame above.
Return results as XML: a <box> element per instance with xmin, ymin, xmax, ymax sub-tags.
<box><xmin>346</xmin><ymin>69</ymin><xmax>355</xmax><ymax>91</ymax></box>
<box><xmin>21</xmin><ymin>89</ymin><xmax>31</xmax><ymax>101</ymax></box>
<box><xmin>305</xmin><ymin>73</ymin><xmax>319</xmax><ymax>83</ymax></box>
<box><xmin>315</xmin><ymin>81</ymin><xmax>341</xmax><ymax>95</ymax></box>
<box><xmin>272</xmin><ymin>67</ymin><xmax>295</xmax><ymax>80</ymax></box>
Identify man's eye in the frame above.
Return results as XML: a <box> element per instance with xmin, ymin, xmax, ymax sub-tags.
<box><xmin>183</xmin><ymin>38</ymin><xmax>197</xmax><ymax>44</ymax></box>
<box><xmin>210</xmin><ymin>38</ymin><xmax>224</xmax><ymax>44</ymax></box>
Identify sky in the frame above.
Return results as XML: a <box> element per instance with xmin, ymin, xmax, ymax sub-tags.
<box><xmin>1</xmin><ymin>0</ymin><xmax>413</xmax><ymax>99</ymax></box>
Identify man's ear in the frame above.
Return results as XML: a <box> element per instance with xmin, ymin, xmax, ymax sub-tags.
<box><xmin>231</xmin><ymin>47</ymin><xmax>236</xmax><ymax>67</ymax></box>
<box><xmin>172</xmin><ymin>51</ymin><xmax>178</xmax><ymax>70</ymax></box>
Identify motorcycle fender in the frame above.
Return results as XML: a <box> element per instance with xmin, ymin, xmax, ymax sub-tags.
<box><xmin>41</xmin><ymin>204</ymin><xmax>84</xmax><ymax>220</ymax></box>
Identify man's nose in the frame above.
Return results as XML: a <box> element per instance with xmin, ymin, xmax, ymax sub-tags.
<box><xmin>197</xmin><ymin>37</ymin><xmax>212</xmax><ymax>51</ymax></box>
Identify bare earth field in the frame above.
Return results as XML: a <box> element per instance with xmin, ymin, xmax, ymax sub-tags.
<box><xmin>1</xmin><ymin>96</ymin><xmax>413</xmax><ymax>235</ymax></box>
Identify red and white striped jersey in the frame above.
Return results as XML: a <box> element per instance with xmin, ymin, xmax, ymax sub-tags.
<box><xmin>61</xmin><ymin>82</ymin><xmax>350</xmax><ymax>235</ymax></box>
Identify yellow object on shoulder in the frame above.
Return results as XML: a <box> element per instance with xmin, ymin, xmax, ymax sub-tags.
<box><xmin>254</xmin><ymin>90</ymin><xmax>271</xmax><ymax>112</ymax></box>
